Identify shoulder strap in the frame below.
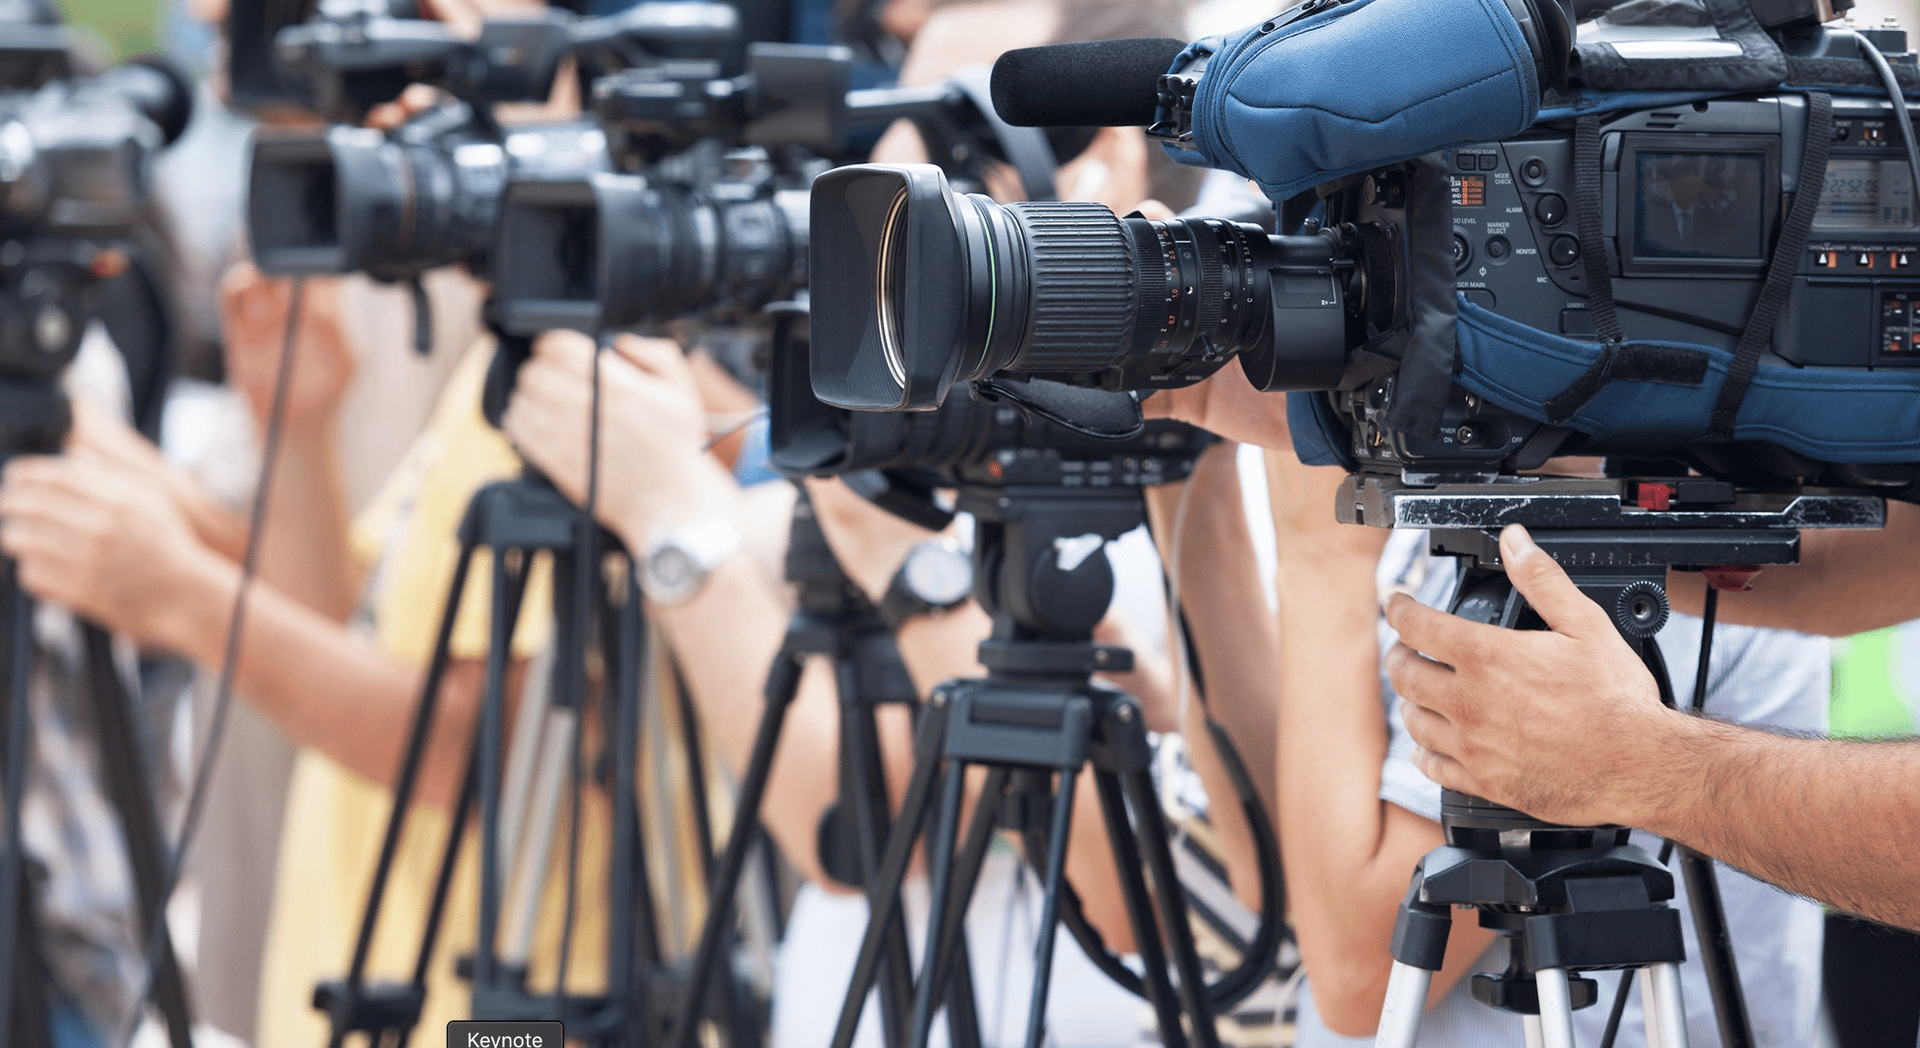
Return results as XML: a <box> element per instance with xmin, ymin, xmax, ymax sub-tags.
<box><xmin>1709</xmin><ymin>92</ymin><xmax>1833</xmax><ymax>439</ymax></box>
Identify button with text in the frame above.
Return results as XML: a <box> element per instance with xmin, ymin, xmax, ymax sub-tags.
<box><xmin>449</xmin><ymin>1021</ymin><xmax>564</xmax><ymax>1048</ymax></box>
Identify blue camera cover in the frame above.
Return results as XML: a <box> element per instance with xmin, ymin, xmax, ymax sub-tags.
<box><xmin>1175</xmin><ymin>0</ymin><xmax>1543</xmax><ymax>201</ymax></box>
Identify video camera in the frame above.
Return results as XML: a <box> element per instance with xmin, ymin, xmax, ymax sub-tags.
<box><xmin>243</xmin><ymin>0</ymin><xmax>745</xmax><ymax>285</ymax></box>
<box><xmin>808</xmin><ymin>0</ymin><xmax>1920</xmax><ymax>502</ymax></box>
<box><xmin>487</xmin><ymin>51</ymin><xmax>1076</xmax><ymax>336</ymax></box>
<box><xmin>0</xmin><ymin>25</ymin><xmax>193</xmax><ymax>450</ymax></box>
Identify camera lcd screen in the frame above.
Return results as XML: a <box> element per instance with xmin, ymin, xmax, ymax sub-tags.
<box><xmin>1633</xmin><ymin>151</ymin><xmax>1766</xmax><ymax>261</ymax></box>
<box><xmin>1813</xmin><ymin>159</ymin><xmax>1917</xmax><ymax>231</ymax></box>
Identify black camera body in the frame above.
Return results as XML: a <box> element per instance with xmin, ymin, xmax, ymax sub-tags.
<box><xmin>1451</xmin><ymin>93</ymin><xmax>1916</xmax><ymax>368</ymax></box>
<box><xmin>250</xmin><ymin>114</ymin><xmax>609</xmax><ymax>282</ymax></box>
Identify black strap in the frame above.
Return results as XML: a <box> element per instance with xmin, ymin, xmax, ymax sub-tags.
<box><xmin>1542</xmin><ymin>342</ymin><xmax>1711</xmax><ymax>424</ymax></box>
<box><xmin>1574</xmin><ymin>115</ymin><xmax>1625</xmax><ymax>346</ymax></box>
<box><xmin>1709</xmin><ymin>92</ymin><xmax>1833</xmax><ymax>439</ymax></box>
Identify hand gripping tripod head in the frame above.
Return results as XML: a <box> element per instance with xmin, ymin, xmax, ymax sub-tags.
<box><xmin>1353</xmin><ymin>472</ymin><xmax>1884</xmax><ymax>1048</ymax></box>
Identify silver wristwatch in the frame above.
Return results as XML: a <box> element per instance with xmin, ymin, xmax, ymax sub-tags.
<box><xmin>638</xmin><ymin>518</ymin><xmax>743</xmax><ymax>606</ymax></box>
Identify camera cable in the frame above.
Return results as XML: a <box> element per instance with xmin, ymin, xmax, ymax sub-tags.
<box><xmin>550</xmin><ymin>334</ymin><xmax>605</xmax><ymax>1019</ymax></box>
<box><xmin>1596</xmin><ymin>585</ymin><xmax>1719</xmax><ymax>1048</ymax></box>
<box><xmin>117</xmin><ymin>275</ymin><xmax>308</xmax><ymax>1047</ymax></box>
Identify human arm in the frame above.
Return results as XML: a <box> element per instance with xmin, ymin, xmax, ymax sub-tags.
<box><xmin>1138</xmin><ymin>442</ymin><xmax>1277</xmax><ymax>910</ymax></box>
<box><xmin>500</xmin><ymin>330</ymin><xmax>864</xmax><ymax>887</ymax></box>
<box><xmin>0</xmin><ymin>453</ymin><xmax>478</xmax><ymax>806</ymax></box>
<box><xmin>220</xmin><ymin>263</ymin><xmax>362</xmax><ymax>621</ymax></box>
<box><xmin>1390</xmin><ymin>522</ymin><xmax>1920</xmax><ymax>932</ymax></box>
<box><xmin>65</xmin><ymin>400</ymin><xmax>248</xmax><ymax>563</ymax></box>
<box><xmin>1265</xmin><ymin>440</ymin><xmax>1495</xmax><ymax>1037</ymax></box>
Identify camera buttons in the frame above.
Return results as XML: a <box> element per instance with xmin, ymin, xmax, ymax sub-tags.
<box><xmin>1519</xmin><ymin>158</ymin><xmax>1549</xmax><ymax>186</ymax></box>
<box><xmin>1485</xmin><ymin>236</ymin><xmax>1512</xmax><ymax>263</ymax></box>
<box><xmin>1548</xmin><ymin>236</ymin><xmax>1580</xmax><ymax>267</ymax></box>
<box><xmin>1533</xmin><ymin>193</ymin><xmax>1567</xmax><ymax>227</ymax></box>
<box><xmin>1453</xmin><ymin>232</ymin><xmax>1473</xmax><ymax>273</ymax></box>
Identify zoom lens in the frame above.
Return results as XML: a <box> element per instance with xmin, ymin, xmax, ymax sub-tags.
<box><xmin>493</xmin><ymin>171</ymin><xmax>807</xmax><ymax>336</ymax></box>
<box><xmin>810</xmin><ymin>162</ymin><xmax>1358</xmax><ymax>412</ymax></box>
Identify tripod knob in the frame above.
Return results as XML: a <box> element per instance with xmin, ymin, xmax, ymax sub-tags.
<box><xmin>1612</xmin><ymin>580</ymin><xmax>1669</xmax><ymax>639</ymax></box>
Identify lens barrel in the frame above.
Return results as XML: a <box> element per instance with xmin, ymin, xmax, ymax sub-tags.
<box><xmin>810</xmin><ymin>163</ymin><xmax>1356</xmax><ymax>412</ymax></box>
<box><xmin>493</xmin><ymin>171</ymin><xmax>806</xmax><ymax>336</ymax></box>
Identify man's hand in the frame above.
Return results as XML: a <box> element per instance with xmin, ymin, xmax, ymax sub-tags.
<box><xmin>1386</xmin><ymin>524</ymin><xmax>1692</xmax><ymax>828</ymax></box>
<box><xmin>501</xmin><ymin>330</ymin><xmax>736</xmax><ymax>546</ymax></box>
<box><xmin>0</xmin><ymin>453</ymin><xmax>227</xmax><ymax>646</ymax></box>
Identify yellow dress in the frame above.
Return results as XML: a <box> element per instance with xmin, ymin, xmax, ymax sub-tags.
<box><xmin>253</xmin><ymin>341</ymin><xmax>612</xmax><ymax>1045</ymax></box>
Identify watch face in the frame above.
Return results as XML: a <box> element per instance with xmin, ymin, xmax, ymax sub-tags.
<box><xmin>905</xmin><ymin>544</ymin><xmax>972</xmax><ymax>605</ymax></box>
<box><xmin>649</xmin><ymin>546</ymin><xmax>699</xmax><ymax>598</ymax></box>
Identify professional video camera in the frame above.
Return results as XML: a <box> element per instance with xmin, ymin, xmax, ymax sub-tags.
<box><xmin>243</xmin><ymin>0</ymin><xmax>745</xmax><ymax>285</ymax></box>
<box><xmin>489</xmin><ymin>47</ymin><xmax>1078</xmax><ymax>335</ymax></box>
<box><xmin>810</xmin><ymin>0</ymin><xmax>1920</xmax><ymax>501</ymax></box>
<box><xmin>0</xmin><ymin>42</ymin><xmax>193</xmax><ymax>449</ymax></box>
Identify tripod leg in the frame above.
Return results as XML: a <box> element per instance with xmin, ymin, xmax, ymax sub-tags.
<box><xmin>1088</xmin><ymin>770</ymin><xmax>1185</xmax><ymax>1048</ymax></box>
<box><xmin>909</xmin><ymin>759</ymin><xmax>972</xmax><ymax>1048</ymax></box>
<box><xmin>1375</xmin><ymin>962</ymin><xmax>1436</xmax><ymax>1048</ymax></box>
<box><xmin>475</xmin><ymin>548</ymin><xmax>528</xmax><ymax>990</ymax></box>
<box><xmin>343</xmin><ymin>540</ymin><xmax>480</xmax><ymax>994</ymax></box>
<box><xmin>828</xmin><ymin>694</ymin><xmax>953</xmax><ymax>1048</ymax></box>
<box><xmin>667</xmin><ymin>651</ymin><xmax>806</xmax><ymax>1048</ymax></box>
<box><xmin>1638</xmin><ymin>963</ymin><xmax>1690</xmax><ymax>1048</ymax></box>
<box><xmin>918</xmin><ymin>766</ymin><xmax>1007</xmax><ymax>1048</ymax></box>
<box><xmin>78</xmin><ymin>624</ymin><xmax>194</xmax><ymax>1048</ymax></box>
<box><xmin>1119</xmin><ymin>765</ymin><xmax>1221</xmax><ymax>1048</ymax></box>
<box><xmin>1678</xmin><ymin>849</ymin><xmax>1750</xmax><ymax>1048</ymax></box>
<box><xmin>1015</xmin><ymin>765</ymin><xmax>1080</xmax><ymax>1048</ymax></box>
<box><xmin>836</xmin><ymin>658</ymin><xmax>914</xmax><ymax>1048</ymax></box>
<box><xmin>0</xmin><ymin>577</ymin><xmax>30</xmax><ymax>1043</ymax></box>
<box><xmin>1523</xmin><ymin>1014</ymin><xmax>1545</xmax><ymax>1048</ymax></box>
<box><xmin>1533</xmin><ymin>968</ymin><xmax>1577</xmax><ymax>1048</ymax></box>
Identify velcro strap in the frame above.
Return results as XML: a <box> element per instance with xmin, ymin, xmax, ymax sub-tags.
<box><xmin>1574</xmin><ymin>115</ymin><xmax>1624</xmax><ymax>347</ymax></box>
<box><xmin>1542</xmin><ymin>342</ymin><xmax>1711</xmax><ymax>424</ymax></box>
<box><xmin>1708</xmin><ymin>92</ymin><xmax>1833</xmax><ymax>439</ymax></box>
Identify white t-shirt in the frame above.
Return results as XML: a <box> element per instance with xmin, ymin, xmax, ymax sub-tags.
<box><xmin>772</xmin><ymin>849</ymin><xmax>1149</xmax><ymax>1048</ymax></box>
<box><xmin>1295</xmin><ymin>529</ymin><xmax>1828</xmax><ymax>1048</ymax></box>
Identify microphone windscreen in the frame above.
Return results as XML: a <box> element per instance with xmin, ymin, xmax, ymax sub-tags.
<box><xmin>990</xmin><ymin>37</ymin><xmax>1187</xmax><ymax>128</ymax></box>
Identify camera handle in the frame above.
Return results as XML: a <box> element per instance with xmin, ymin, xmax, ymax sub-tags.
<box><xmin>826</xmin><ymin>486</ymin><xmax>1224</xmax><ymax>1048</ymax></box>
<box><xmin>665</xmin><ymin>485</ymin><xmax>984</xmax><ymax>1048</ymax></box>
<box><xmin>1372</xmin><ymin>525</ymin><xmax>1794</xmax><ymax>1048</ymax></box>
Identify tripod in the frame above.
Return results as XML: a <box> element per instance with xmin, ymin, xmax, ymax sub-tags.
<box><xmin>667</xmin><ymin>484</ymin><xmax>982</xmax><ymax>1048</ymax></box>
<box><xmin>0</xmin><ymin>383</ymin><xmax>195</xmax><ymax>1048</ymax></box>
<box><xmin>821</xmin><ymin>483</ymin><xmax>1228</xmax><ymax>1048</ymax></box>
<box><xmin>1346</xmin><ymin>474</ymin><xmax>1885</xmax><ymax>1048</ymax></box>
<box><xmin>314</xmin><ymin>474</ymin><xmax>754</xmax><ymax>1047</ymax></box>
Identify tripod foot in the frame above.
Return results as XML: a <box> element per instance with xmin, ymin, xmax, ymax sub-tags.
<box><xmin>1374</xmin><ymin>961</ymin><xmax>1435</xmax><ymax>1048</ymax></box>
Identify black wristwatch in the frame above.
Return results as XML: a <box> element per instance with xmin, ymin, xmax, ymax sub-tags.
<box><xmin>877</xmin><ymin>537</ymin><xmax>973</xmax><ymax>630</ymax></box>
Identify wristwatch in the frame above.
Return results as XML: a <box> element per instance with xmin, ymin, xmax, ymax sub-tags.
<box><xmin>638</xmin><ymin>518</ymin><xmax>743</xmax><ymax>606</ymax></box>
<box><xmin>877</xmin><ymin>537</ymin><xmax>973</xmax><ymax>629</ymax></box>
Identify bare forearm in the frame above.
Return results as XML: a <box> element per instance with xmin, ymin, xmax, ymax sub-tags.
<box><xmin>1627</xmin><ymin>714</ymin><xmax>1920</xmax><ymax>931</ymax></box>
<box><xmin>157</xmin><ymin>554</ymin><xmax>474</xmax><ymax>806</ymax></box>
<box><xmin>1670</xmin><ymin>500</ymin><xmax>1920</xmax><ymax>637</ymax></box>
<box><xmin>1275</xmin><ymin>550</ymin><xmax>1493</xmax><ymax>1033</ymax></box>
<box><xmin>259</xmin><ymin>427</ymin><xmax>360</xmax><ymax>621</ymax></box>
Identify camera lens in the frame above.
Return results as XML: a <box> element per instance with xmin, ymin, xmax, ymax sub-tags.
<box><xmin>810</xmin><ymin>163</ymin><xmax>1358</xmax><ymax>411</ymax></box>
<box><xmin>876</xmin><ymin>185</ymin><xmax>912</xmax><ymax>390</ymax></box>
